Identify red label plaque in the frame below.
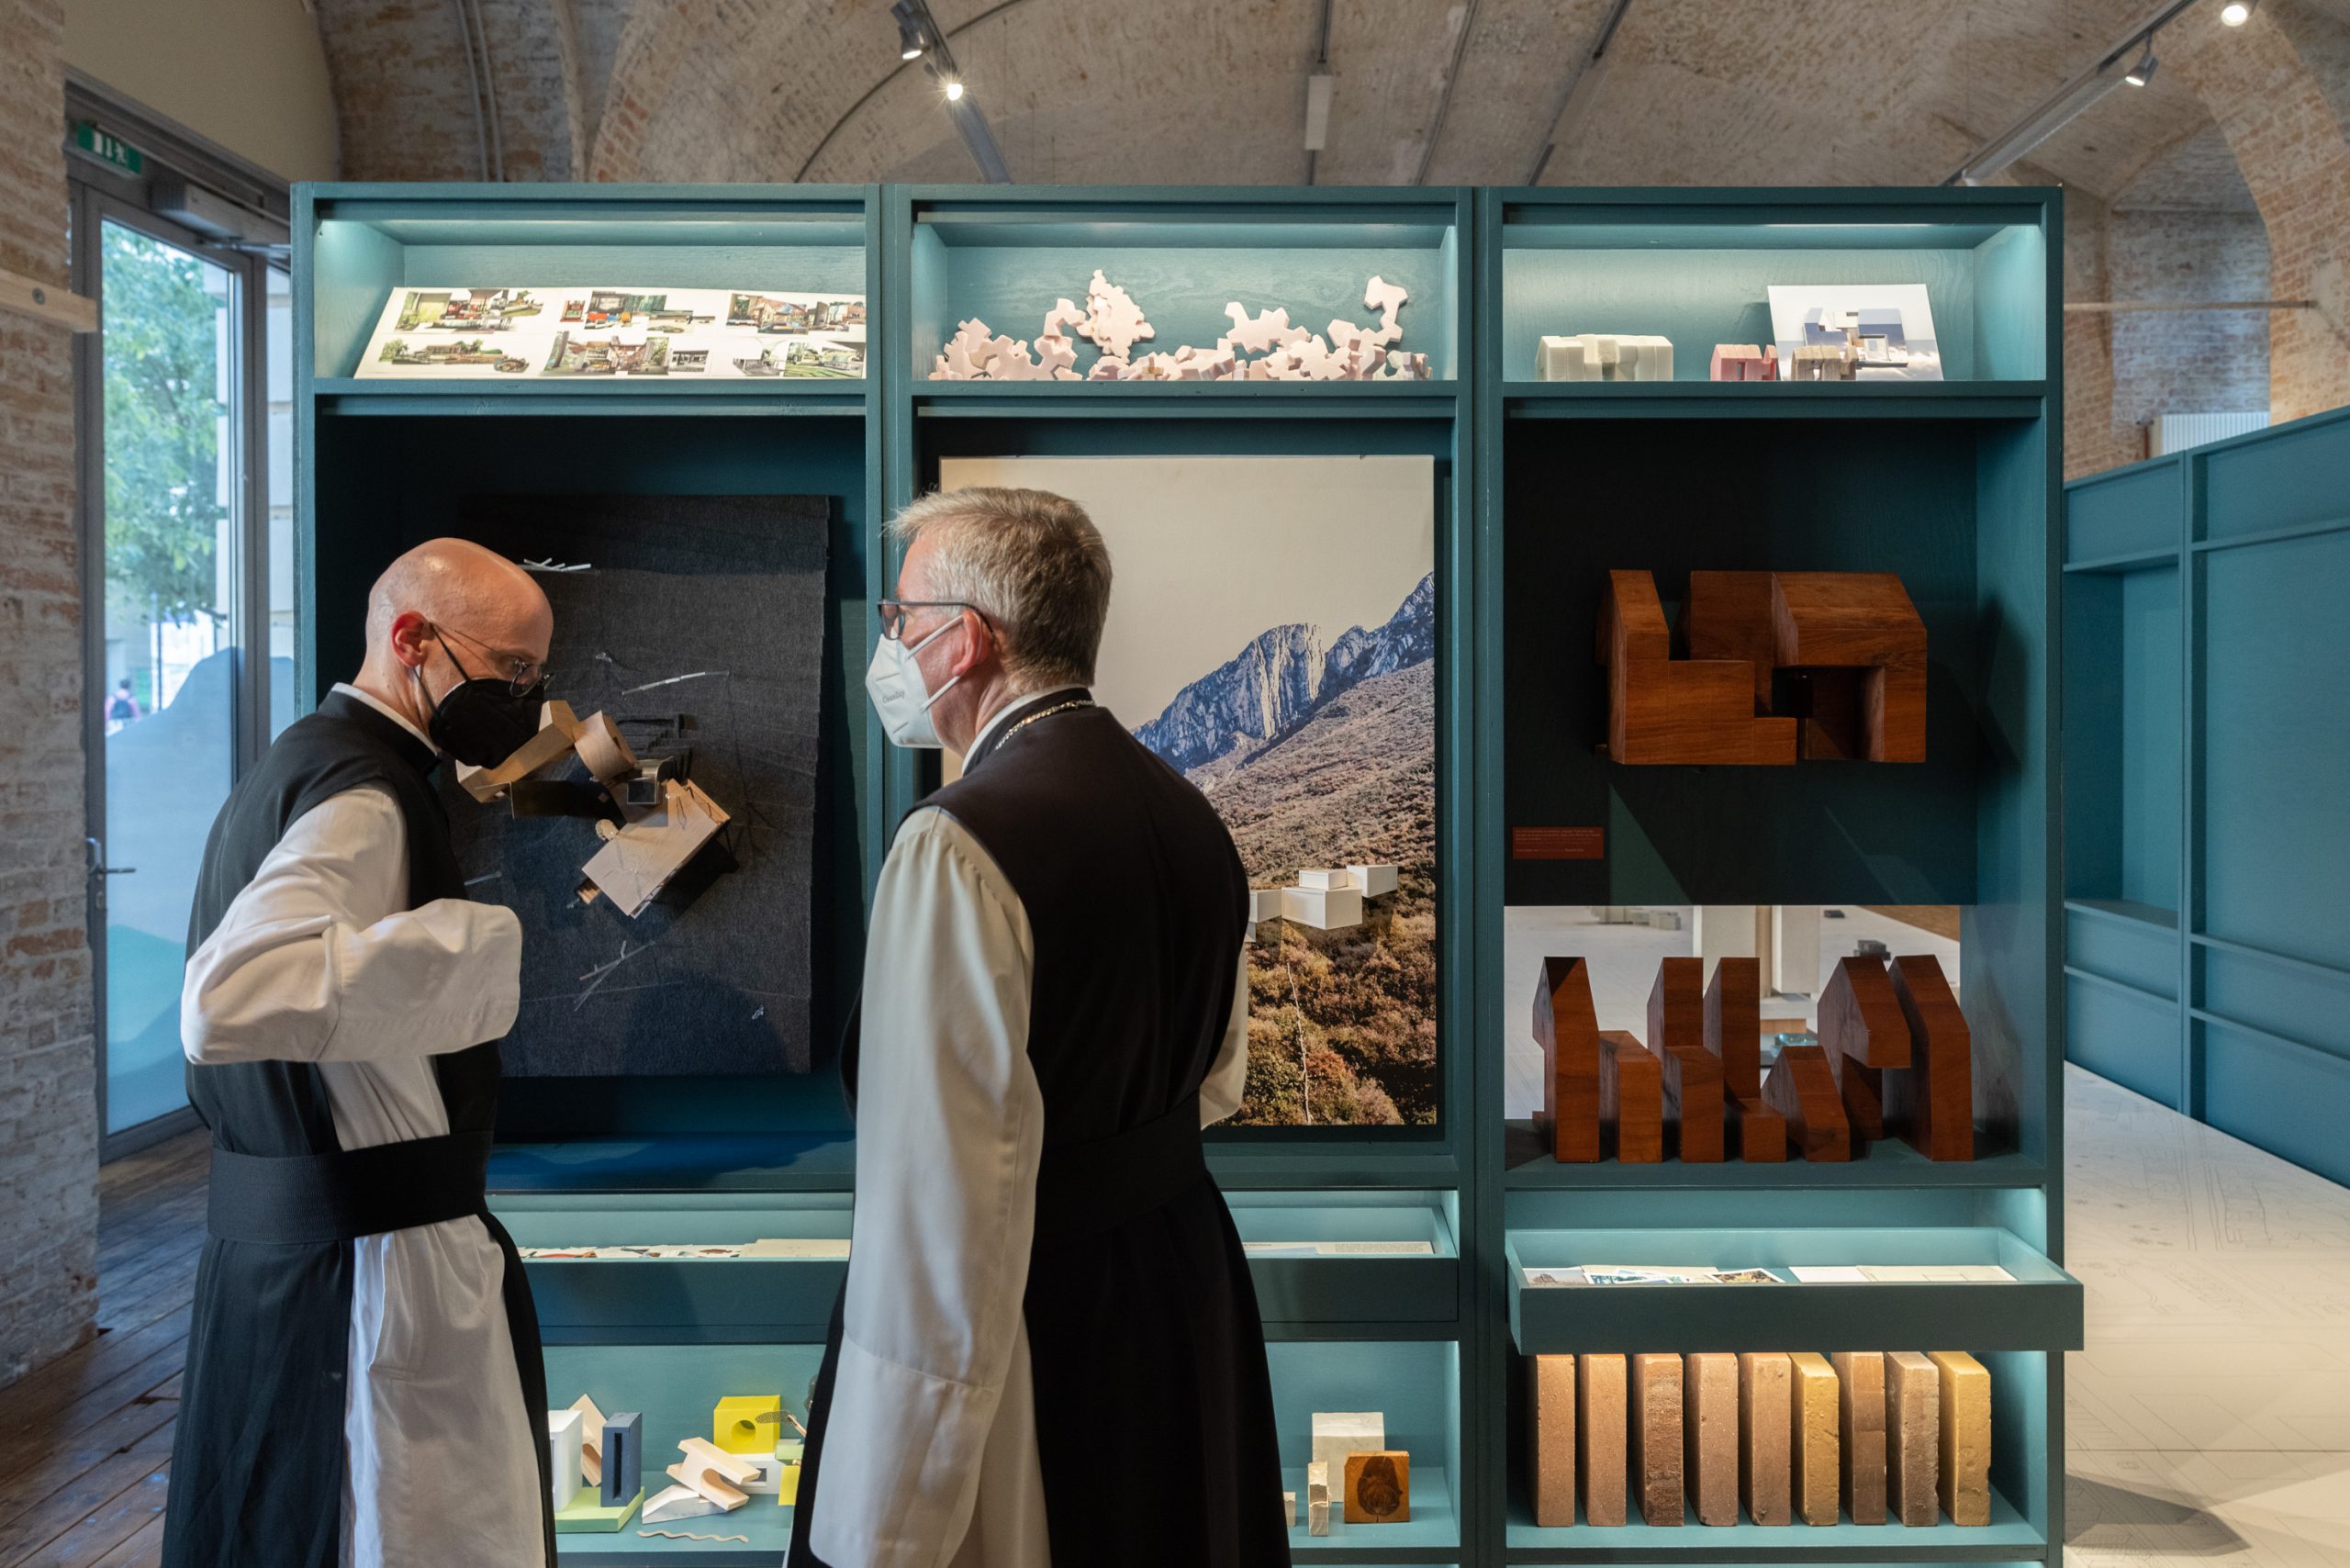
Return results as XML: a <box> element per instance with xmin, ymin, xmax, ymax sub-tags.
<box><xmin>1512</xmin><ymin>826</ymin><xmax>1606</xmax><ymax>860</ymax></box>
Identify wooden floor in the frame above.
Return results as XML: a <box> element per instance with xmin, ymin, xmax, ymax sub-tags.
<box><xmin>0</xmin><ymin>1130</ymin><xmax>206</xmax><ymax>1568</ymax></box>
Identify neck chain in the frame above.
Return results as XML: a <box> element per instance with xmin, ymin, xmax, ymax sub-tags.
<box><xmin>996</xmin><ymin>697</ymin><xmax>1093</xmax><ymax>748</ymax></box>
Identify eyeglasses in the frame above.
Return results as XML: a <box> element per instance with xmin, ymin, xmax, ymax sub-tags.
<box><xmin>434</xmin><ymin>622</ymin><xmax>551</xmax><ymax>700</ymax></box>
<box><xmin>876</xmin><ymin>599</ymin><xmax>977</xmax><ymax>643</ymax></box>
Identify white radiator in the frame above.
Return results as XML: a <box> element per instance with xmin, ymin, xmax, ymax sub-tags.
<box><xmin>2151</xmin><ymin>411</ymin><xmax>2269</xmax><ymax>456</ymax></box>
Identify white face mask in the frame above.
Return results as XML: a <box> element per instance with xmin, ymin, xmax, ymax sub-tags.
<box><xmin>865</xmin><ymin>617</ymin><xmax>964</xmax><ymax>749</ymax></box>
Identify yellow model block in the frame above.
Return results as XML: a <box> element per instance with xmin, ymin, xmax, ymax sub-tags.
<box><xmin>714</xmin><ymin>1395</ymin><xmax>783</xmax><ymax>1455</ymax></box>
<box><xmin>778</xmin><ymin>1439</ymin><xmax>805</xmax><ymax>1506</ymax></box>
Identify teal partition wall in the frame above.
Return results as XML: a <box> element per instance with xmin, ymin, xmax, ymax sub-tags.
<box><xmin>295</xmin><ymin>182</ymin><xmax>2070</xmax><ymax>1567</ymax></box>
<box><xmin>2063</xmin><ymin>407</ymin><xmax>2350</xmax><ymax>1186</ymax></box>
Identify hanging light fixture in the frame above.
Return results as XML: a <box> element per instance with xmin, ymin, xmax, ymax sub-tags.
<box><xmin>2221</xmin><ymin>0</ymin><xmax>2255</xmax><ymax>26</ymax></box>
<box><xmin>944</xmin><ymin>79</ymin><xmax>966</xmax><ymax>101</ymax></box>
<box><xmin>2125</xmin><ymin>41</ymin><xmax>2159</xmax><ymax>85</ymax></box>
<box><xmin>890</xmin><ymin>0</ymin><xmax>926</xmax><ymax>59</ymax></box>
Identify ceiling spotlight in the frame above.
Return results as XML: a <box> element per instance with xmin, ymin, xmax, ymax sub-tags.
<box><xmin>2221</xmin><ymin>0</ymin><xmax>2254</xmax><ymax>25</ymax></box>
<box><xmin>2125</xmin><ymin>44</ymin><xmax>2158</xmax><ymax>85</ymax></box>
<box><xmin>891</xmin><ymin>0</ymin><xmax>926</xmax><ymax>58</ymax></box>
<box><xmin>944</xmin><ymin>78</ymin><xmax>966</xmax><ymax>102</ymax></box>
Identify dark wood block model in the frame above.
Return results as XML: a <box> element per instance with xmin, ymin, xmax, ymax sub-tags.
<box><xmin>1648</xmin><ymin>958</ymin><xmax>1704</xmax><ymax>1054</ymax></box>
<box><xmin>1662</xmin><ymin>1044</ymin><xmax>1725</xmax><ymax>1163</ymax></box>
<box><xmin>1762</xmin><ymin>1044</ymin><xmax>1851</xmax><ymax>1160</ymax></box>
<box><xmin>1684</xmin><ymin>570</ymin><xmax>1779</xmax><ymax>711</ymax></box>
<box><xmin>1886</xmin><ymin>955</ymin><xmax>1975</xmax><ymax>1160</ymax></box>
<box><xmin>1532</xmin><ymin>957</ymin><xmax>1603</xmax><ymax>1163</ymax></box>
<box><xmin>1769</xmin><ymin>571</ymin><xmax>1928</xmax><ymax>763</ymax></box>
<box><xmin>1818</xmin><ymin>956</ymin><xmax>1910</xmax><ymax>1141</ymax></box>
<box><xmin>1727</xmin><ymin>1092</ymin><xmax>1789</xmax><ymax>1162</ymax></box>
<box><xmin>1598</xmin><ymin>571</ymin><xmax>1797</xmax><ymax>765</ymax></box>
<box><xmin>1702</xmin><ymin>956</ymin><xmax>1762</xmax><ymax>1100</ymax></box>
<box><xmin>1600</xmin><ymin>1030</ymin><xmax>1665</xmax><ymax>1163</ymax></box>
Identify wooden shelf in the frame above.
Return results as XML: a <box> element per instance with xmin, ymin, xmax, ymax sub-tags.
<box><xmin>1502</xmin><ymin>380</ymin><xmax>2047</xmax><ymax>419</ymax></box>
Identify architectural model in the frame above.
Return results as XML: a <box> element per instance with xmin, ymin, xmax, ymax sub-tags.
<box><xmin>1538</xmin><ymin>333</ymin><xmax>1674</xmax><ymax>382</ymax></box>
<box><xmin>1766</xmin><ymin>285</ymin><xmax>1944</xmax><ymax>381</ymax></box>
<box><xmin>1534</xmin><ymin>952</ymin><xmax>1972</xmax><ymax>1163</ymax></box>
<box><xmin>1708</xmin><ymin>342</ymin><xmax>1777</xmax><ymax>381</ymax></box>
<box><xmin>929</xmin><ymin>271</ymin><xmax>1435</xmax><ymax>382</ymax></box>
<box><xmin>1250</xmin><ymin>862</ymin><xmax>1399</xmax><ymax>935</ymax></box>
<box><xmin>1599</xmin><ymin>569</ymin><xmax>1928</xmax><ymax>766</ymax></box>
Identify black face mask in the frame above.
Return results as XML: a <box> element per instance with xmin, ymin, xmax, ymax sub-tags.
<box><xmin>422</xmin><ymin>639</ymin><xmax>546</xmax><ymax>767</ymax></box>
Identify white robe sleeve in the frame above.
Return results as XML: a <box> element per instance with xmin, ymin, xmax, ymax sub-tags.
<box><xmin>180</xmin><ymin>788</ymin><xmax>522</xmax><ymax>1066</ymax></box>
<box><xmin>1200</xmin><ymin>949</ymin><xmax>1252</xmax><ymax>1127</ymax></box>
<box><xmin>813</xmin><ymin>808</ymin><xmax>1044</xmax><ymax>1568</ymax></box>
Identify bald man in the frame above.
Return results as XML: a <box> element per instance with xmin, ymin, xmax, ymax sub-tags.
<box><xmin>164</xmin><ymin>540</ymin><xmax>559</xmax><ymax>1568</ymax></box>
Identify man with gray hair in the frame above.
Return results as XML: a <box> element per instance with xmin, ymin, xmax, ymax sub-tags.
<box><xmin>789</xmin><ymin>487</ymin><xmax>1285</xmax><ymax>1567</ymax></box>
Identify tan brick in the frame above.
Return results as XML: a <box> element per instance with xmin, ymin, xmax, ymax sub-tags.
<box><xmin>1630</xmin><ymin>1353</ymin><xmax>1683</xmax><ymax>1526</ymax></box>
<box><xmin>1886</xmin><ymin>1351</ymin><xmax>1942</xmax><ymax>1526</ymax></box>
<box><xmin>1833</xmin><ymin>1350</ymin><xmax>1887</xmax><ymax>1525</ymax></box>
<box><xmin>1788</xmin><ymin>1351</ymin><xmax>1841</xmax><ymax>1525</ymax></box>
<box><xmin>1738</xmin><ymin>1352</ymin><xmax>1791</xmax><ymax>1526</ymax></box>
<box><xmin>1529</xmin><ymin>1354</ymin><xmax>1576</xmax><ymax>1528</ymax></box>
<box><xmin>1930</xmin><ymin>1350</ymin><xmax>1992</xmax><ymax>1526</ymax></box>
<box><xmin>1578</xmin><ymin>1352</ymin><xmax>1627</xmax><ymax>1528</ymax></box>
<box><xmin>1684</xmin><ymin>1352</ymin><xmax>1738</xmax><ymax>1527</ymax></box>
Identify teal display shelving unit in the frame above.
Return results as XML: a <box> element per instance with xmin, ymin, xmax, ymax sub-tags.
<box><xmin>294</xmin><ymin>182</ymin><xmax>2073</xmax><ymax>1566</ymax></box>
<box><xmin>2062</xmin><ymin>408</ymin><xmax>2350</xmax><ymax>1187</ymax></box>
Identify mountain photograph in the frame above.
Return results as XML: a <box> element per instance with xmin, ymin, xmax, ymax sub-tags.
<box><xmin>940</xmin><ymin>454</ymin><xmax>1441</xmax><ymax>1126</ymax></box>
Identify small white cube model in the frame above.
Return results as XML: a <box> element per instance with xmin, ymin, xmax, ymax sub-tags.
<box><xmin>1248</xmin><ymin>888</ymin><xmax>1284</xmax><ymax>923</ymax></box>
<box><xmin>546</xmin><ymin>1409</ymin><xmax>585</xmax><ymax>1513</ymax></box>
<box><xmin>1281</xmin><ymin>885</ymin><xmax>1364</xmax><ymax>931</ymax></box>
<box><xmin>1312</xmin><ymin>1411</ymin><xmax>1386</xmax><ymax>1474</ymax></box>
<box><xmin>1346</xmin><ymin>863</ymin><xmax>1400</xmax><ymax>898</ymax></box>
<box><xmin>1538</xmin><ymin>332</ymin><xmax>1674</xmax><ymax>382</ymax></box>
<box><xmin>734</xmin><ymin>1450</ymin><xmax>786</xmax><ymax>1495</ymax></box>
<box><xmin>1298</xmin><ymin>868</ymin><xmax>1351</xmax><ymax>890</ymax></box>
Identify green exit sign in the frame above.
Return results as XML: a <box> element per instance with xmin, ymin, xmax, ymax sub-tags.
<box><xmin>73</xmin><ymin>121</ymin><xmax>143</xmax><ymax>176</ymax></box>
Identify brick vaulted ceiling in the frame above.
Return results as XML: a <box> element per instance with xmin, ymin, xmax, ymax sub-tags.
<box><xmin>313</xmin><ymin>0</ymin><xmax>2344</xmax><ymax>210</ymax></box>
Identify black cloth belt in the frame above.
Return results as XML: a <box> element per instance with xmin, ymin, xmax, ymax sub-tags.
<box><xmin>1030</xmin><ymin>1094</ymin><xmax>1205</xmax><ymax>1249</ymax></box>
<box><xmin>205</xmin><ymin>1130</ymin><xmax>496</xmax><ymax>1245</ymax></box>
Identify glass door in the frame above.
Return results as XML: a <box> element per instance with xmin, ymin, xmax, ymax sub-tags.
<box><xmin>82</xmin><ymin>203</ymin><xmax>246</xmax><ymax>1142</ymax></box>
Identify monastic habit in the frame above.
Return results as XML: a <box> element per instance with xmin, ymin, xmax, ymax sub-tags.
<box><xmin>789</xmin><ymin>689</ymin><xmax>1288</xmax><ymax>1568</ymax></box>
<box><xmin>162</xmin><ymin>689</ymin><xmax>553</xmax><ymax>1568</ymax></box>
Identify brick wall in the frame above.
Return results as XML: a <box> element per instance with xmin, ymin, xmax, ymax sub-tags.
<box><xmin>2110</xmin><ymin>209</ymin><xmax>2272</xmax><ymax>442</ymax></box>
<box><xmin>0</xmin><ymin>0</ymin><xmax>101</xmax><ymax>1389</ymax></box>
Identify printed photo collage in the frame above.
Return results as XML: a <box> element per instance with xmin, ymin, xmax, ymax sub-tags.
<box><xmin>352</xmin><ymin>285</ymin><xmax>868</xmax><ymax>381</ymax></box>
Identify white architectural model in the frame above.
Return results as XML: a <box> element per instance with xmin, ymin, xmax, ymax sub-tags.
<box><xmin>1312</xmin><ymin>1411</ymin><xmax>1387</xmax><ymax>1473</ymax></box>
<box><xmin>1251</xmin><ymin>864</ymin><xmax>1402</xmax><ymax>934</ymax></box>
<box><xmin>1539</xmin><ymin>333</ymin><xmax>1675</xmax><ymax>382</ymax></box>
<box><xmin>932</xmin><ymin>274</ymin><xmax>1436</xmax><ymax>383</ymax></box>
<box><xmin>548</xmin><ymin>1409</ymin><xmax>585</xmax><ymax>1513</ymax></box>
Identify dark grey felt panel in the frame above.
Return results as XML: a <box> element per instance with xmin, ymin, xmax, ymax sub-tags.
<box><xmin>446</xmin><ymin>495</ymin><xmax>831</xmax><ymax>1076</ymax></box>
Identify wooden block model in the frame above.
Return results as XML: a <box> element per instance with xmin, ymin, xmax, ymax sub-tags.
<box><xmin>1788</xmin><ymin>1353</ymin><xmax>1841</xmax><ymax>1526</ymax></box>
<box><xmin>1818</xmin><ymin>956</ymin><xmax>1910</xmax><ymax>1140</ymax></box>
<box><xmin>1600</xmin><ymin>1031</ymin><xmax>1665</xmax><ymax>1162</ymax></box>
<box><xmin>1831</xmin><ymin>1351</ymin><xmax>1888</xmax><ymax>1525</ymax></box>
<box><xmin>1728</xmin><ymin>1092</ymin><xmax>1789</xmax><ymax>1162</ymax></box>
<box><xmin>1703</xmin><ymin>957</ymin><xmax>1763</xmax><ymax>1100</ymax></box>
<box><xmin>1598</xmin><ymin>570</ymin><xmax>1797</xmax><ymax>766</ymax></box>
<box><xmin>1579</xmin><ymin>1353</ymin><xmax>1628</xmax><ymax>1527</ymax></box>
<box><xmin>568</xmin><ymin>1395</ymin><xmax>609</xmax><ymax>1487</ymax></box>
<box><xmin>1684</xmin><ymin>1353</ymin><xmax>1739</xmax><ymax>1527</ymax></box>
<box><xmin>1647</xmin><ymin>958</ymin><xmax>1705</xmax><ymax>1055</ymax></box>
<box><xmin>1886</xmin><ymin>1352</ymin><xmax>1942</xmax><ymax>1527</ymax></box>
<box><xmin>1343</xmin><ymin>1450</ymin><xmax>1412</xmax><ymax>1525</ymax></box>
<box><xmin>547</xmin><ymin>1408</ymin><xmax>585</xmax><ymax>1514</ymax></box>
<box><xmin>1769</xmin><ymin>572</ymin><xmax>1928</xmax><ymax>763</ymax></box>
<box><xmin>1887</xmin><ymin>955</ymin><xmax>1975</xmax><ymax>1160</ymax></box>
<box><xmin>668</xmin><ymin>1438</ymin><xmax>758</xmax><ymax>1512</ymax></box>
<box><xmin>714</xmin><ymin>1394</ymin><xmax>783</xmax><ymax>1455</ymax></box>
<box><xmin>1762</xmin><ymin>1044</ymin><xmax>1851</xmax><ymax>1160</ymax></box>
<box><xmin>1312</xmin><ymin>1412</ymin><xmax>1385</xmax><ymax>1475</ymax></box>
<box><xmin>1684</xmin><ymin>572</ymin><xmax>1780</xmax><ymax>712</ymax></box>
<box><xmin>602</xmin><ymin>1411</ymin><xmax>643</xmax><ymax>1508</ymax></box>
<box><xmin>1930</xmin><ymin>1351</ymin><xmax>1992</xmax><ymax>1526</ymax></box>
<box><xmin>1533</xmin><ymin>957</ymin><xmax>1603</xmax><ymax>1162</ymax></box>
<box><xmin>1631</xmin><ymin>1353</ymin><xmax>1684</xmax><ymax>1526</ymax></box>
<box><xmin>1662</xmin><ymin>1042</ymin><xmax>1725</xmax><ymax>1162</ymax></box>
<box><xmin>1738</xmin><ymin>1353</ymin><xmax>1793</xmax><ymax>1526</ymax></box>
<box><xmin>1530</xmin><ymin>1354</ymin><xmax>1577</xmax><ymax>1527</ymax></box>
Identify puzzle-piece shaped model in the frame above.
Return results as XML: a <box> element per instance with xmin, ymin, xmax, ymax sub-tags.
<box><xmin>1363</xmin><ymin>275</ymin><xmax>1408</xmax><ymax>346</ymax></box>
<box><xmin>1220</xmin><ymin>303</ymin><xmax>1311</xmax><ymax>357</ymax></box>
<box><xmin>1082</xmin><ymin>269</ymin><xmax>1154</xmax><ymax>359</ymax></box>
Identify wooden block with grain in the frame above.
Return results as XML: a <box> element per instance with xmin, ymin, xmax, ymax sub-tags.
<box><xmin>1600</xmin><ymin>1031</ymin><xmax>1665</xmax><ymax>1163</ymax></box>
<box><xmin>1728</xmin><ymin>1092</ymin><xmax>1788</xmax><ymax>1162</ymax></box>
<box><xmin>1684</xmin><ymin>570</ymin><xmax>1779</xmax><ymax>711</ymax></box>
<box><xmin>1662</xmin><ymin>1043</ymin><xmax>1725</xmax><ymax>1162</ymax></box>
<box><xmin>1739</xmin><ymin>1352</ymin><xmax>1793</xmax><ymax>1526</ymax></box>
<box><xmin>1887</xmin><ymin>955</ymin><xmax>1975</xmax><ymax>1161</ymax></box>
<box><xmin>1579</xmin><ymin>1353</ymin><xmax>1628</xmax><ymax>1528</ymax></box>
<box><xmin>1788</xmin><ymin>1352</ymin><xmax>1841</xmax><ymax>1526</ymax></box>
<box><xmin>1886</xmin><ymin>1352</ymin><xmax>1942</xmax><ymax>1526</ymax></box>
<box><xmin>1647</xmin><ymin>958</ymin><xmax>1705</xmax><ymax>1055</ymax></box>
<box><xmin>1762</xmin><ymin>1044</ymin><xmax>1851</xmax><ymax>1160</ymax></box>
<box><xmin>1684</xmin><ymin>1353</ymin><xmax>1739</xmax><ymax>1527</ymax></box>
<box><xmin>1343</xmin><ymin>1450</ymin><xmax>1412</xmax><ymax>1525</ymax></box>
<box><xmin>1930</xmin><ymin>1351</ymin><xmax>1991</xmax><ymax>1526</ymax></box>
<box><xmin>1702</xmin><ymin>956</ymin><xmax>1763</xmax><ymax>1100</ymax></box>
<box><xmin>1768</xmin><ymin>571</ymin><xmax>1928</xmax><ymax>763</ymax></box>
<box><xmin>1631</xmin><ymin>1353</ymin><xmax>1684</xmax><ymax>1526</ymax></box>
<box><xmin>1533</xmin><ymin>957</ymin><xmax>1604</xmax><ymax>1163</ymax></box>
<box><xmin>1529</xmin><ymin>1354</ymin><xmax>1577</xmax><ymax>1528</ymax></box>
<box><xmin>1599</xmin><ymin>570</ymin><xmax>1797</xmax><ymax>765</ymax></box>
<box><xmin>1818</xmin><ymin>956</ymin><xmax>1909</xmax><ymax>1140</ymax></box>
<box><xmin>1832</xmin><ymin>1351</ymin><xmax>1887</xmax><ymax>1525</ymax></box>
